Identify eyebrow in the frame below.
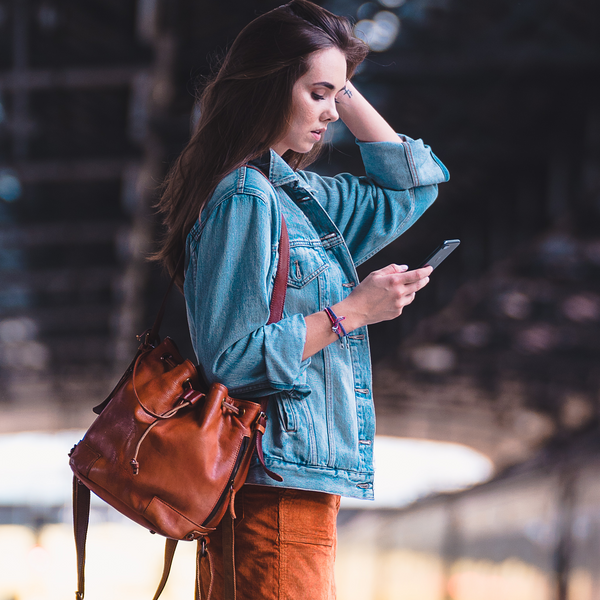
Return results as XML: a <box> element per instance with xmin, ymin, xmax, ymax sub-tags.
<box><xmin>312</xmin><ymin>81</ymin><xmax>336</xmax><ymax>90</ymax></box>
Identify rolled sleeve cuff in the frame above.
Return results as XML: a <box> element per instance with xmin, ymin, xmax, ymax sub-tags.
<box><xmin>226</xmin><ymin>313</ymin><xmax>311</xmax><ymax>397</ymax></box>
<box><xmin>357</xmin><ymin>134</ymin><xmax>450</xmax><ymax>191</ymax></box>
<box><xmin>264</xmin><ymin>313</ymin><xmax>311</xmax><ymax>392</ymax></box>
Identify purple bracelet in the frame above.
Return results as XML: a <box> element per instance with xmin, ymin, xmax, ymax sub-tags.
<box><xmin>324</xmin><ymin>307</ymin><xmax>348</xmax><ymax>348</ymax></box>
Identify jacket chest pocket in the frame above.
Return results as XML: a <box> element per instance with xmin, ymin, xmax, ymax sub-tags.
<box><xmin>287</xmin><ymin>242</ymin><xmax>329</xmax><ymax>289</ymax></box>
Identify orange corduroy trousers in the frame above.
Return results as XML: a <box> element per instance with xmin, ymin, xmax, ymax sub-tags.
<box><xmin>199</xmin><ymin>484</ymin><xmax>341</xmax><ymax>600</ymax></box>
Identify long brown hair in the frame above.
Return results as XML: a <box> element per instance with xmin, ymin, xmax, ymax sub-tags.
<box><xmin>154</xmin><ymin>0</ymin><xmax>368</xmax><ymax>287</ymax></box>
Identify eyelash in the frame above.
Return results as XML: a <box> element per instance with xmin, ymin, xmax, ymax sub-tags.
<box><xmin>311</xmin><ymin>93</ymin><xmax>325</xmax><ymax>101</ymax></box>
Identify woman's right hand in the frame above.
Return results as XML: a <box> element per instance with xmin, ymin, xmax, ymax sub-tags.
<box><xmin>302</xmin><ymin>264</ymin><xmax>432</xmax><ymax>360</ymax></box>
<box><xmin>334</xmin><ymin>264</ymin><xmax>433</xmax><ymax>330</ymax></box>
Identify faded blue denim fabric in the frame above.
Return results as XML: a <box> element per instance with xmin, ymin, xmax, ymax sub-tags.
<box><xmin>184</xmin><ymin>135</ymin><xmax>449</xmax><ymax>500</ymax></box>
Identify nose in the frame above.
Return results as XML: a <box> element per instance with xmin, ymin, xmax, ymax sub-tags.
<box><xmin>322</xmin><ymin>98</ymin><xmax>339</xmax><ymax>123</ymax></box>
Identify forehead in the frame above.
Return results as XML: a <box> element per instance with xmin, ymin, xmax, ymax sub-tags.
<box><xmin>302</xmin><ymin>47</ymin><xmax>347</xmax><ymax>88</ymax></box>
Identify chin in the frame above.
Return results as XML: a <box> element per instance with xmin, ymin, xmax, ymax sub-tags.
<box><xmin>292</xmin><ymin>141</ymin><xmax>320</xmax><ymax>154</ymax></box>
<box><xmin>288</xmin><ymin>146</ymin><xmax>312</xmax><ymax>154</ymax></box>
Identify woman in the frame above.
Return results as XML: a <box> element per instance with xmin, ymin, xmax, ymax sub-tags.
<box><xmin>155</xmin><ymin>1</ymin><xmax>449</xmax><ymax>598</ymax></box>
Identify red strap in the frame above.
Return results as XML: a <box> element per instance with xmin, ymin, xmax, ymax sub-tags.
<box><xmin>268</xmin><ymin>216</ymin><xmax>289</xmax><ymax>324</ymax></box>
<box><xmin>255</xmin><ymin>408</ymin><xmax>284</xmax><ymax>482</ymax></box>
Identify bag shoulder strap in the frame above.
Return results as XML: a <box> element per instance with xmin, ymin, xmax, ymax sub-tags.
<box><xmin>268</xmin><ymin>214</ymin><xmax>289</xmax><ymax>324</ymax></box>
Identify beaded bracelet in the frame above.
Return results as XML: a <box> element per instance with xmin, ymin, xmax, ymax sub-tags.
<box><xmin>324</xmin><ymin>306</ymin><xmax>348</xmax><ymax>348</ymax></box>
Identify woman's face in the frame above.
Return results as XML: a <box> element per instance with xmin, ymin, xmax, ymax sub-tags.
<box><xmin>272</xmin><ymin>47</ymin><xmax>347</xmax><ymax>156</ymax></box>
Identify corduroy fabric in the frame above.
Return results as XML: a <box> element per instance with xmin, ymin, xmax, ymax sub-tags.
<box><xmin>200</xmin><ymin>485</ymin><xmax>340</xmax><ymax>600</ymax></box>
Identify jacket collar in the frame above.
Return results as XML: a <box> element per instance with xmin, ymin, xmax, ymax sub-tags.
<box><xmin>247</xmin><ymin>149</ymin><xmax>300</xmax><ymax>188</ymax></box>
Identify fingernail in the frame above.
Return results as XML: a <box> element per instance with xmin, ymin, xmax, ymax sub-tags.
<box><xmin>398</xmin><ymin>264</ymin><xmax>408</xmax><ymax>272</ymax></box>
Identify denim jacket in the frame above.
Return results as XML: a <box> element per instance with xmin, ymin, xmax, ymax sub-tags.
<box><xmin>184</xmin><ymin>135</ymin><xmax>449</xmax><ymax>500</ymax></box>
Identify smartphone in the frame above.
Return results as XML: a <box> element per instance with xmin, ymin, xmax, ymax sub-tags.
<box><xmin>417</xmin><ymin>239</ymin><xmax>460</xmax><ymax>270</ymax></box>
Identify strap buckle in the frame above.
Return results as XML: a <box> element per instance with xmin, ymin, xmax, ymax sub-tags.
<box><xmin>136</xmin><ymin>329</ymin><xmax>153</xmax><ymax>348</ymax></box>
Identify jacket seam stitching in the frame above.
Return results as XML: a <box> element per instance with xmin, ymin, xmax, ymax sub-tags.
<box><xmin>402</xmin><ymin>141</ymin><xmax>420</xmax><ymax>187</ymax></box>
<box><xmin>194</xmin><ymin>189</ymin><xmax>271</xmax><ymax>240</ymax></box>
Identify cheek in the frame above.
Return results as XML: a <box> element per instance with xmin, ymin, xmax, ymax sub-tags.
<box><xmin>292</xmin><ymin>98</ymin><xmax>315</xmax><ymax>128</ymax></box>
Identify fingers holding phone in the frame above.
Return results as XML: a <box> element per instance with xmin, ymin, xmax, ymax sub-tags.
<box><xmin>395</xmin><ymin>265</ymin><xmax>433</xmax><ymax>311</ymax></box>
<box><xmin>334</xmin><ymin>239</ymin><xmax>459</xmax><ymax>329</ymax></box>
<box><xmin>339</xmin><ymin>263</ymin><xmax>433</xmax><ymax>327</ymax></box>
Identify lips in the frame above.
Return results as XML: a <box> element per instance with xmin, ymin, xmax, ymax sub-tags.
<box><xmin>311</xmin><ymin>128</ymin><xmax>326</xmax><ymax>141</ymax></box>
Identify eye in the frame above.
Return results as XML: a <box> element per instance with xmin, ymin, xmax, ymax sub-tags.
<box><xmin>311</xmin><ymin>92</ymin><xmax>325</xmax><ymax>101</ymax></box>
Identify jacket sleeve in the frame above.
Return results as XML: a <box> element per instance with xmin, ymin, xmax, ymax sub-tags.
<box><xmin>297</xmin><ymin>135</ymin><xmax>450</xmax><ymax>265</ymax></box>
<box><xmin>184</xmin><ymin>192</ymin><xmax>311</xmax><ymax>399</ymax></box>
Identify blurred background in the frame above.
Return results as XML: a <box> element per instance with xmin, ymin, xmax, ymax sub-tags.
<box><xmin>0</xmin><ymin>0</ymin><xmax>599</xmax><ymax>598</ymax></box>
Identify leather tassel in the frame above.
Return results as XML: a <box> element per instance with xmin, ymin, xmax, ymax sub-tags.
<box><xmin>229</xmin><ymin>486</ymin><xmax>237</xmax><ymax>520</ymax></box>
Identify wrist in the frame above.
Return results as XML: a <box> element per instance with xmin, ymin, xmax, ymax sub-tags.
<box><xmin>331</xmin><ymin>299</ymin><xmax>366</xmax><ymax>333</ymax></box>
<box><xmin>335</xmin><ymin>81</ymin><xmax>357</xmax><ymax>111</ymax></box>
<box><xmin>324</xmin><ymin>307</ymin><xmax>348</xmax><ymax>347</ymax></box>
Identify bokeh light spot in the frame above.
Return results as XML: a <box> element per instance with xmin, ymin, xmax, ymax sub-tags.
<box><xmin>354</xmin><ymin>11</ymin><xmax>400</xmax><ymax>52</ymax></box>
<box><xmin>0</xmin><ymin>169</ymin><xmax>23</xmax><ymax>202</ymax></box>
<box><xmin>379</xmin><ymin>0</ymin><xmax>406</xmax><ymax>7</ymax></box>
<box><xmin>411</xmin><ymin>344</ymin><xmax>456</xmax><ymax>372</ymax></box>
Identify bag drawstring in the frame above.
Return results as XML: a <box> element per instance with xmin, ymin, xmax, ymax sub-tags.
<box><xmin>196</xmin><ymin>536</ymin><xmax>214</xmax><ymax>600</ymax></box>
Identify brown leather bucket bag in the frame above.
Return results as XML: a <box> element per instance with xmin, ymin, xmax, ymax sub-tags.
<box><xmin>71</xmin><ymin>340</ymin><xmax>263</xmax><ymax>537</ymax></box>
<box><xmin>69</xmin><ymin>210</ymin><xmax>288</xmax><ymax>600</ymax></box>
